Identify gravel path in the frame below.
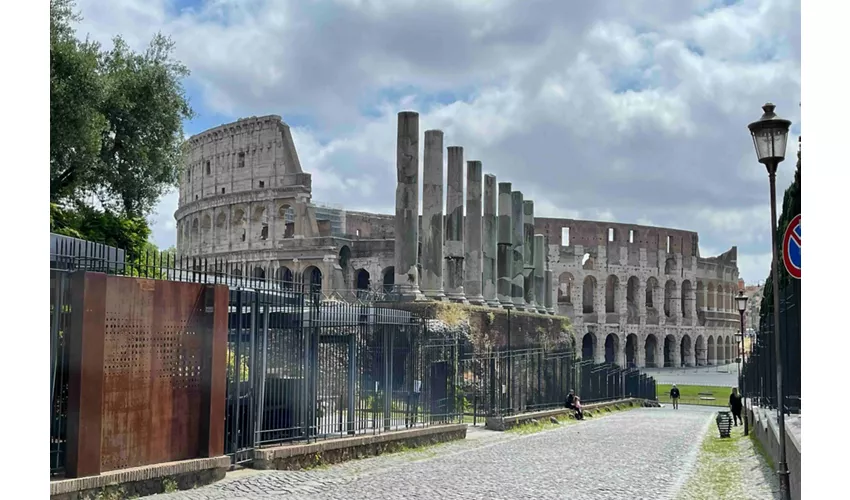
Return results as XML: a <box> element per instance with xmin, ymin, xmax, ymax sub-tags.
<box><xmin>146</xmin><ymin>406</ymin><xmax>717</xmax><ymax>500</ymax></box>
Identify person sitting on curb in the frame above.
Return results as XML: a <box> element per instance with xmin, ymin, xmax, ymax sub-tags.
<box><xmin>670</xmin><ymin>384</ymin><xmax>680</xmax><ymax>410</ymax></box>
<box><xmin>565</xmin><ymin>389</ymin><xmax>584</xmax><ymax>420</ymax></box>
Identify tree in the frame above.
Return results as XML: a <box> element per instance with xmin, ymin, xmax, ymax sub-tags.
<box><xmin>50</xmin><ymin>0</ymin><xmax>193</xmax><ymax>218</ymax></box>
<box><xmin>759</xmin><ymin>136</ymin><xmax>801</xmax><ymax>328</ymax></box>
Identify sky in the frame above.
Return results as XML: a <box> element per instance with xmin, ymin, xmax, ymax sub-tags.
<box><xmin>70</xmin><ymin>0</ymin><xmax>801</xmax><ymax>285</ymax></box>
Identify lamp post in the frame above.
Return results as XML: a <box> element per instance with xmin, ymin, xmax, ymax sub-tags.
<box><xmin>736</xmin><ymin>290</ymin><xmax>749</xmax><ymax>436</ymax></box>
<box><xmin>748</xmin><ymin>102</ymin><xmax>792</xmax><ymax>500</ymax></box>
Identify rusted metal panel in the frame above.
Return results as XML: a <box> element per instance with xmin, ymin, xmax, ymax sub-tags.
<box><xmin>200</xmin><ymin>285</ymin><xmax>229</xmax><ymax>457</ymax></box>
<box><xmin>99</xmin><ymin>276</ymin><xmax>211</xmax><ymax>472</ymax></box>
<box><xmin>66</xmin><ymin>271</ymin><xmax>107</xmax><ymax>479</ymax></box>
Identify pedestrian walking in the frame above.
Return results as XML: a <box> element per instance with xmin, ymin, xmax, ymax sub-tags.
<box><xmin>670</xmin><ymin>384</ymin><xmax>680</xmax><ymax>410</ymax></box>
<box><xmin>729</xmin><ymin>388</ymin><xmax>743</xmax><ymax>426</ymax></box>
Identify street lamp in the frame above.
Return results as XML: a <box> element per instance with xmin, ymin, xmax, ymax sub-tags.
<box><xmin>748</xmin><ymin>102</ymin><xmax>792</xmax><ymax>500</ymax></box>
<box><xmin>735</xmin><ymin>290</ymin><xmax>749</xmax><ymax>436</ymax></box>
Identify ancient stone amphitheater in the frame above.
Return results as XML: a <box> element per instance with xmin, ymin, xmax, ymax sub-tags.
<box><xmin>175</xmin><ymin>114</ymin><xmax>741</xmax><ymax>370</ymax></box>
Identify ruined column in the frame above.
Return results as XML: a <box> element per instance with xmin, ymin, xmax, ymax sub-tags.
<box><xmin>497</xmin><ymin>182</ymin><xmax>513</xmax><ymax>309</ymax></box>
<box><xmin>394</xmin><ymin>111</ymin><xmax>425</xmax><ymax>300</ymax></box>
<box><xmin>464</xmin><ymin>161</ymin><xmax>485</xmax><ymax>305</ymax></box>
<box><xmin>511</xmin><ymin>191</ymin><xmax>526</xmax><ymax>310</ymax></box>
<box><xmin>444</xmin><ymin>146</ymin><xmax>466</xmax><ymax>303</ymax></box>
<box><xmin>534</xmin><ymin>234</ymin><xmax>546</xmax><ymax>314</ymax></box>
<box><xmin>523</xmin><ymin>201</ymin><xmax>537</xmax><ymax>311</ymax></box>
<box><xmin>482</xmin><ymin>174</ymin><xmax>500</xmax><ymax>308</ymax></box>
<box><xmin>421</xmin><ymin>130</ymin><xmax>446</xmax><ymax>300</ymax></box>
<box><xmin>545</xmin><ymin>269</ymin><xmax>555</xmax><ymax>315</ymax></box>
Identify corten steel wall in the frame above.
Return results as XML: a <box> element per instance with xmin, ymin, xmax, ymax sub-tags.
<box><xmin>64</xmin><ymin>272</ymin><xmax>229</xmax><ymax>478</ymax></box>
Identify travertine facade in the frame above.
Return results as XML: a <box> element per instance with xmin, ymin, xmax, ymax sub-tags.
<box><xmin>177</xmin><ymin>114</ymin><xmax>742</xmax><ymax>369</ymax></box>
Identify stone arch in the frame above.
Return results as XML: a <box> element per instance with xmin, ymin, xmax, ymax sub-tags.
<box><xmin>663</xmin><ymin>334</ymin><xmax>676</xmax><ymax>367</ymax></box>
<box><xmin>557</xmin><ymin>272</ymin><xmax>574</xmax><ymax>303</ymax></box>
<box><xmin>681</xmin><ymin>280</ymin><xmax>693</xmax><ymax>318</ymax></box>
<box><xmin>605</xmin><ymin>275</ymin><xmax>620</xmax><ymax>314</ymax></box>
<box><xmin>581</xmin><ymin>332</ymin><xmax>596</xmax><ymax>361</ymax></box>
<box><xmin>303</xmin><ymin>266</ymin><xmax>323</xmax><ymax>295</ymax></box>
<box><xmin>355</xmin><ymin>268</ymin><xmax>370</xmax><ymax>292</ymax></box>
<box><xmin>646</xmin><ymin>277</ymin><xmax>658</xmax><ymax>309</ymax></box>
<box><xmin>664</xmin><ymin>280</ymin><xmax>677</xmax><ymax>318</ymax></box>
<box><xmin>252</xmin><ymin>206</ymin><xmax>268</xmax><ymax>240</ymax></box>
<box><xmin>645</xmin><ymin>334</ymin><xmax>658</xmax><ymax>368</ymax></box>
<box><xmin>276</xmin><ymin>266</ymin><xmax>294</xmax><ymax>290</ymax></box>
<box><xmin>582</xmin><ymin>253</ymin><xmax>594</xmax><ymax>270</ymax></box>
<box><xmin>717</xmin><ymin>284</ymin><xmax>725</xmax><ymax>312</ymax></box>
<box><xmin>696</xmin><ymin>281</ymin><xmax>705</xmax><ymax>311</ymax></box>
<box><xmin>664</xmin><ymin>257</ymin><xmax>676</xmax><ymax>274</ymax></box>
<box><xmin>680</xmin><ymin>334</ymin><xmax>693</xmax><ymax>367</ymax></box>
<box><xmin>625</xmin><ymin>333</ymin><xmax>639</xmax><ymax>368</ymax></box>
<box><xmin>582</xmin><ymin>275</ymin><xmax>597</xmax><ymax>314</ymax></box>
<box><xmin>201</xmin><ymin>214</ymin><xmax>212</xmax><ymax>246</ymax></box>
<box><xmin>695</xmin><ymin>335</ymin><xmax>706</xmax><ymax>366</ymax></box>
<box><xmin>215</xmin><ymin>212</ymin><xmax>227</xmax><ymax>246</ymax></box>
<box><xmin>277</xmin><ymin>203</ymin><xmax>294</xmax><ymax>239</ymax></box>
<box><xmin>382</xmin><ymin>266</ymin><xmax>395</xmax><ymax>293</ymax></box>
<box><xmin>232</xmin><ymin>266</ymin><xmax>243</xmax><ymax>278</ymax></box>
<box><xmin>707</xmin><ymin>282</ymin><xmax>716</xmax><ymax>310</ymax></box>
<box><xmin>626</xmin><ymin>276</ymin><xmax>640</xmax><ymax>324</ymax></box>
<box><xmin>338</xmin><ymin>245</ymin><xmax>351</xmax><ymax>270</ymax></box>
<box><xmin>233</xmin><ymin>208</ymin><xmax>246</xmax><ymax>242</ymax></box>
<box><xmin>191</xmin><ymin>218</ymin><xmax>200</xmax><ymax>245</ymax></box>
<box><xmin>707</xmin><ymin>335</ymin><xmax>715</xmax><ymax>365</ymax></box>
<box><xmin>604</xmin><ymin>334</ymin><xmax>620</xmax><ymax>365</ymax></box>
<box><xmin>727</xmin><ymin>335</ymin><xmax>734</xmax><ymax>363</ymax></box>
<box><xmin>252</xmin><ymin>265</ymin><xmax>266</xmax><ymax>282</ymax></box>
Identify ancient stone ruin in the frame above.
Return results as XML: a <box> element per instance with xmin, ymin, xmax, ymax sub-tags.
<box><xmin>175</xmin><ymin>112</ymin><xmax>742</xmax><ymax>368</ymax></box>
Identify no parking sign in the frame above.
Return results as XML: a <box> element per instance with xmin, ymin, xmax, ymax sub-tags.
<box><xmin>782</xmin><ymin>214</ymin><xmax>801</xmax><ymax>279</ymax></box>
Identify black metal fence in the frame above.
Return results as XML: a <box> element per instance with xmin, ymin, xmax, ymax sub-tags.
<box><xmin>743</xmin><ymin>278</ymin><xmax>801</xmax><ymax>414</ymax></box>
<box><xmin>50</xmin><ymin>241</ymin><xmax>659</xmax><ymax>474</ymax></box>
<box><xmin>457</xmin><ymin>345</ymin><xmax>657</xmax><ymax>423</ymax></box>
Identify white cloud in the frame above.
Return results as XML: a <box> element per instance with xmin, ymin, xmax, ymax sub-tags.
<box><xmin>70</xmin><ymin>0</ymin><xmax>800</xmax><ymax>286</ymax></box>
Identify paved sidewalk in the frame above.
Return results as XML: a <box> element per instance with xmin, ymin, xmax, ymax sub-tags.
<box><xmin>145</xmin><ymin>406</ymin><xmax>717</xmax><ymax>500</ymax></box>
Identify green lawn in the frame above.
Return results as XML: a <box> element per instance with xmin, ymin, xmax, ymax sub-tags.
<box><xmin>657</xmin><ymin>384</ymin><xmax>735</xmax><ymax>408</ymax></box>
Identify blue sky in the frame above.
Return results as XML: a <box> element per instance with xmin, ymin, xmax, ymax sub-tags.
<box><xmin>72</xmin><ymin>0</ymin><xmax>801</xmax><ymax>284</ymax></box>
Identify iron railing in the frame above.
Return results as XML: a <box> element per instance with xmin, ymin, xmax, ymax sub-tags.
<box><xmin>743</xmin><ymin>278</ymin><xmax>801</xmax><ymax>414</ymax></box>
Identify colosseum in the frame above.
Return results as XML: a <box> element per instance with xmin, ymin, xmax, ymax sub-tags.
<box><xmin>175</xmin><ymin>113</ymin><xmax>742</xmax><ymax>370</ymax></box>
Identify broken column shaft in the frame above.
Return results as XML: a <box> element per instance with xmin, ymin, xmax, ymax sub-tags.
<box><xmin>421</xmin><ymin>130</ymin><xmax>446</xmax><ymax>300</ymax></box>
<box><xmin>497</xmin><ymin>182</ymin><xmax>513</xmax><ymax>309</ymax></box>
<box><xmin>464</xmin><ymin>161</ymin><xmax>485</xmax><ymax>305</ymax></box>
<box><xmin>393</xmin><ymin>111</ymin><xmax>425</xmax><ymax>300</ymax></box>
<box><xmin>511</xmin><ymin>191</ymin><xmax>526</xmax><ymax>310</ymax></box>
<box><xmin>523</xmin><ymin>200</ymin><xmax>537</xmax><ymax>311</ymax></box>
<box><xmin>444</xmin><ymin>146</ymin><xmax>466</xmax><ymax>303</ymax></box>
<box><xmin>534</xmin><ymin>234</ymin><xmax>547</xmax><ymax>314</ymax></box>
<box><xmin>482</xmin><ymin>174</ymin><xmax>500</xmax><ymax>308</ymax></box>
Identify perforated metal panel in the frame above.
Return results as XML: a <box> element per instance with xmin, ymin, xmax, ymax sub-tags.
<box><xmin>100</xmin><ymin>277</ymin><xmax>209</xmax><ymax>472</ymax></box>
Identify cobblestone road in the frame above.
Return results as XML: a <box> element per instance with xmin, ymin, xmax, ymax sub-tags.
<box><xmin>147</xmin><ymin>406</ymin><xmax>716</xmax><ymax>500</ymax></box>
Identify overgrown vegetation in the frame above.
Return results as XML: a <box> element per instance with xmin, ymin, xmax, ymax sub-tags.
<box><xmin>758</xmin><ymin>136</ymin><xmax>801</xmax><ymax>328</ymax></box>
<box><xmin>50</xmin><ymin>0</ymin><xmax>192</xmax><ymax>256</ymax></box>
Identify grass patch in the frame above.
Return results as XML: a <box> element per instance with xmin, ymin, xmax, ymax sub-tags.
<box><xmin>505</xmin><ymin>403</ymin><xmax>638</xmax><ymax>435</ymax></box>
<box><xmin>677</xmin><ymin>420</ymin><xmax>760</xmax><ymax>500</ymax></box>
<box><xmin>749</xmin><ymin>431</ymin><xmax>775</xmax><ymax>471</ymax></box>
<box><xmin>657</xmin><ymin>384</ymin><xmax>733</xmax><ymax>408</ymax></box>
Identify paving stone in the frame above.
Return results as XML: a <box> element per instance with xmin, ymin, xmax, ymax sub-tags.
<box><xmin>144</xmin><ymin>407</ymin><xmax>718</xmax><ymax>500</ymax></box>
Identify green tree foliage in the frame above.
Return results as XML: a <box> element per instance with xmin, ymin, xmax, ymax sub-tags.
<box><xmin>759</xmin><ymin>137</ymin><xmax>801</xmax><ymax>328</ymax></box>
<box><xmin>50</xmin><ymin>0</ymin><xmax>193</xmax><ymax>216</ymax></box>
<box><xmin>50</xmin><ymin>0</ymin><xmax>193</xmax><ymax>260</ymax></box>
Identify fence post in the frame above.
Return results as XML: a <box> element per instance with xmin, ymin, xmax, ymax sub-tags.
<box><xmin>200</xmin><ymin>284</ymin><xmax>229</xmax><ymax>458</ymax></box>
<box><xmin>65</xmin><ymin>271</ymin><xmax>107</xmax><ymax>479</ymax></box>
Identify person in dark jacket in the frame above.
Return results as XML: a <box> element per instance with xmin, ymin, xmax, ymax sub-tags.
<box><xmin>729</xmin><ymin>388</ymin><xmax>743</xmax><ymax>426</ymax></box>
<box><xmin>565</xmin><ymin>389</ymin><xmax>583</xmax><ymax>420</ymax></box>
<box><xmin>670</xmin><ymin>384</ymin><xmax>680</xmax><ymax>409</ymax></box>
